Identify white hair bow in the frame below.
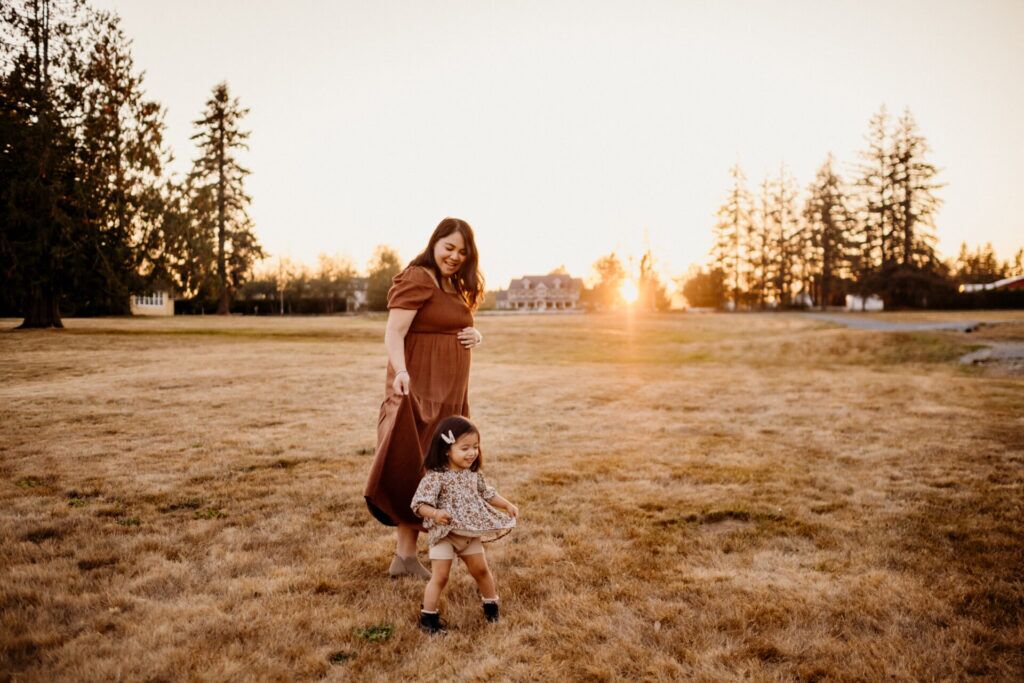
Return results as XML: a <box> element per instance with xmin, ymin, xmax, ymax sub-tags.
<box><xmin>440</xmin><ymin>429</ymin><xmax>456</xmax><ymax>445</ymax></box>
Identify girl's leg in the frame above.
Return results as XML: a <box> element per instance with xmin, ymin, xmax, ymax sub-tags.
<box><xmin>462</xmin><ymin>552</ymin><xmax>497</xmax><ymax>600</ymax></box>
<box><xmin>423</xmin><ymin>559</ymin><xmax>452</xmax><ymax>611</ymax></box>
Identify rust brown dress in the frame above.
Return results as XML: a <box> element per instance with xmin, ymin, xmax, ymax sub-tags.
<box><xmin>364</xmin><ymin>266</ymin><xmax>474</xmax><ymax>527</ymax></box>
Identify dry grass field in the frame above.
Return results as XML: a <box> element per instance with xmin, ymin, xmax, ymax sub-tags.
<box><xmin>2</xmin><ymin>311</ymin><xmax>1023</xmax><ymax>681</ymax></box>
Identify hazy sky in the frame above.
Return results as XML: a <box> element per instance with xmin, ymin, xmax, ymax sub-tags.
<box><xmin>93</xmin><ymin>0</ymin><xmax>1024</xmax><ymax>290</ymax></box>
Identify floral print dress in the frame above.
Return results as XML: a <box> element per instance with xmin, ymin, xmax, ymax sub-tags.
<box><xmin>411</xmin><ymin>469</ymin><xmax>516</xmax><ymax>547</ymax></box>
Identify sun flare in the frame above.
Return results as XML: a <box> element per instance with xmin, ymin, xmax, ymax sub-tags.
<box><xmin>620</xmin><ymin>280</ymin><xmax>639</xmax><ymax>304</ymax></box>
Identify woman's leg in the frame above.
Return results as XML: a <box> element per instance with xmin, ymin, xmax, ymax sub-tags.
<box><xmin>422</xmin><ymin>560</ymin><xmax>452</xmax><ymax>611</ymax></box>
<box><xmin>396</xmin><ymin>523</ymin><xmax>418</xmax><ymax>557</ymax></box>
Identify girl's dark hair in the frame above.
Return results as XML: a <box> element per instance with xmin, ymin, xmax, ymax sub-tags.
<box><xmin>409</xmin><ymin>217</ymin><xmax>485</xmax><ymax>310</ymax></box>
<box><xmin>423</xmin><ymin>416</ymin><xmax>482</xmax><ymax>472</ymax></box>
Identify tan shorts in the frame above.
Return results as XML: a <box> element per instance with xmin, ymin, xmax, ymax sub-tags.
<box><xmin>429</xmin><ymin>533</ymin><xmax>484</xmax><ymax>560</ymax></box>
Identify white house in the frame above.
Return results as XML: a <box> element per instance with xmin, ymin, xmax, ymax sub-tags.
<box><xmin>130</xmin><ymin>290</ymin><xmax>174</xmax><ymax>316</ymax></box>
<box><xmin>845</xmin><ymin>294</ymin><xmax>884</xmax><ymax>311</ymax></box>
<box><xmin>496</xmin><ymin>274</ymin><xmax>584</xmax><ymax>311</ymax></box>
<box><xmin>347</xmin><ymin>277</ymin><xmax>369</xmax><ymax>312</ymax></box>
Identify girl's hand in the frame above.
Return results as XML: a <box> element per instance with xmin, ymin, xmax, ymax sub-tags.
<box><xmin>504</xmin><ymin>503</ymin><xmax>519</xmax><ymax>519</ymax></box>
<box><xmin>458</xmin><ymin>326</ymin><xmax>483</xmax><ymax>348</ymax></box>
<box><xmin>392</xmin><ymin>370</ymin><xmax>410</xmax><ymax>396</ymax></box>
<box><xmin>433</xmin><ymin>509</ymin><xmax>452</xmax><ymax>525</ymax></box>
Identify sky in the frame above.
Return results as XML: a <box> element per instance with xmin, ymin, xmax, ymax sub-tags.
<box><xmin>92</xmin><ymin>0</ymin><xmax>1024</xmax><ymax>290</ymax></box>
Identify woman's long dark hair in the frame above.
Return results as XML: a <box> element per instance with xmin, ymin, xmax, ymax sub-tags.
<box><xmin>423</xmin><ymin>416</ymin><xmax>482</xmax><ymax>472</ymax></box>
<box><xmin>409</xmin><ymin>217</ymin><xmax>485</xmax><ymax>310</ymax></box>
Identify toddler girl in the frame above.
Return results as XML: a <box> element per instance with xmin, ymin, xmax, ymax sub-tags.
<box><xmin>411</xmin><ymin>416</ymin><xmax>518</xmax><ymax>634</ymax></box>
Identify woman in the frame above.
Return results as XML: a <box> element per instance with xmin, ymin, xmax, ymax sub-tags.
<box><xmin>364</xmin><ymin>217</ymin><xmax>485</xmax><ymax>578</ymax></box>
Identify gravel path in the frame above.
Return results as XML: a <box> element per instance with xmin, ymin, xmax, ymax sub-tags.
<box><xmin>806</xmin><ymin>313</ymin><xmax>1024</xmax><ymax>372</ymax></box>
<box><xmin>805</xmin><ymin>313</ymin><xmax>984</xmax><ymax>332</ymax></box>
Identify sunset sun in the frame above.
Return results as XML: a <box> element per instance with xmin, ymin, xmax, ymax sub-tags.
<box><xmin>620</xmin><ymin>280</ymin><xmax>639</xmax><ymax>304</ymax></box>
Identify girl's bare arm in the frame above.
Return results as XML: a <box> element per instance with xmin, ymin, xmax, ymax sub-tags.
<box><xmin>414</xmin><ymin>503</ymin><xmax>451</xmax><ymax>524</ymax></box>
<box><xmin>488</xmin><ymin>494</ymin><xmax>519</xmax><ymax>518</ymax></box>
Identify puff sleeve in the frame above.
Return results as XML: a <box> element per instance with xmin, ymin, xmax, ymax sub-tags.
<box><xmin>387</xmin><ymin>267</ymin><xmax>435</xmax><ymax>310</ymax></box>
<box><xmin>411</xmin><ymin>471</ymin><xmax>443</xmax><ymax>518</ymax></box>
<box><xmin>477</xmin><ymin>472</ymin><xmax>498</xmax><ymax>502</ymax></box>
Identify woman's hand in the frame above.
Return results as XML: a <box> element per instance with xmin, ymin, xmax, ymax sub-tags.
<box><xmin>458</xmin><ymin>326</ymin><xmax>483</xmax><ymax>348</ymax></box>
<box><xmin>392</xmin><ymin>370</ymin><xmax>410</xmax><ymax>396</ymax></box>
<box><xmin>433</xmin><ymin>509</ymin><xmax>452</xmax><ymax>525</ymax></box>
<box><xmin>504</xmin><ymin>502</ymin><xmax>519</xmax><ymax>518</ymax></box>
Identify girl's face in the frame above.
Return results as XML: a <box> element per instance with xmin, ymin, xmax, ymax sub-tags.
<box><xmin>447</xmin><ymin>431</ymin><xmax>480</xmax><ymax>471</ymax></box>
<box><xmin>433</xmin><ymin>230</ymin><xmax>467</xmax><ymax>278</ymax></box>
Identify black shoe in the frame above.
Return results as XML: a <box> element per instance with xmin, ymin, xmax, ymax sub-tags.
<box><xmin>483</xmin><ymin>601</ymin><xmax>500</xmax><ymax>622</ymax></box>
<box><xmin>419</xmin><ymin>610</ymin><xmax>447</xmax><ymax>634</ymax></box>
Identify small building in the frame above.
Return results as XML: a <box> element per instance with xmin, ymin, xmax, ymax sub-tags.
<box><xmin>497</xmin><ymin>274</ymin><xmax>583</xmax><ymax>311</ymax></box>
<box><xmin>130</xmin><ymin>289</ymin><xmax>174</xmax><ymax>316</ymax></box>
<box><xmin>346</xmin><ymin>277</ymin><xmax>369</xmax><ymax>312</ymax></box>
<box><xmin>845</xmin><ymin>294</ymin><xmax>884</xmax><ymax>311</ymax></box>
<box><xmin>959</xmin><ymin>274</ymin><xmax>1024</xmax><ymax>293</ymax></box>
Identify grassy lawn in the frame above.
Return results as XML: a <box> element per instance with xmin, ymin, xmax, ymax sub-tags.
<box><xmin>1</xmin><ymin>312</ymin><xmax>1022</xmax><ymax>681</ymax></box>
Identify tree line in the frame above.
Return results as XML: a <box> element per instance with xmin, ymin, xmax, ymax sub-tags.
<box><xmin>227</xmin><ymin>246</ymin><xmax>405</xmax><ymax>315</ymax></box>
<box><xmin>684</xmin><ymin>106</ymin><xmax>1023</xmax><ymax>310</ymax></box>
<box><xmin>1</xmin><ymin>0</ymin><xmax>262</xmax><ymax>327</ymax></box>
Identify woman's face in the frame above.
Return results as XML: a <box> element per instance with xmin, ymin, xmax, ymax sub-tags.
<box><xmin>433</xmin><ymin>230</ymin><xmax>467</xmax><ymax>278</ymax></box>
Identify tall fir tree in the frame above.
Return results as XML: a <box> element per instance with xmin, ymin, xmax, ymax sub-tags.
<box><xmin>853</xmin><ymin>106</ymin><xmax>894</xmax><ymax>297</ymax></box>
<box><xmin>768</xmin><ymin>166</ymin><xmax>801</xmax><ymax>307</ymax></box>
<box><xmin>189</xmin><ymin>81</ymin><xmax>263</xmax><ymax>314</ymax></box>
<box><xmin>76</xmin><ymin>9</ymin><xmax>168</xmax><ymax>314</ymax></box>
<box><xmin>711</xmin><ymin>164</ymin><xmax>754</xmax><ymax>308</ymax></box>
<box><xmin>0</xmin><ymin>0</ymin><xmax>89</xmax><ymax>327</ymax></box>
<box><xmin>889</xmin><ymin>108</ymin><xmax>943</xmax><ymax>269</ymax></box>
<box><xmin>803</xmin><ymin>154</ymin><xmax>854</xmax><ymax>309</ymax></box>
<box><xmin>745</xmin><ymin>177</ymin><xmax>774</xmax><ymax>309</ymax></box>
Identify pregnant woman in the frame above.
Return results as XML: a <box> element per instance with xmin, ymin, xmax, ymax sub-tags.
<box><xmin>364</xmin><ymin>217</ymin><xmax>485</xmax><ymax>578</ymax></box>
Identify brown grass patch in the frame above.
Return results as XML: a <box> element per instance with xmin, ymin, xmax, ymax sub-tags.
<box><xmin>1</xmin><ymin>311</ymin><xmax>1021</xmax><ymax>680</ymax></box>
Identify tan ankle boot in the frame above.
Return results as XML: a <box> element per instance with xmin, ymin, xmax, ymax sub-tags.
<box><xmin>404</xmin><ymin>555</ymin><xmax>432</xmax><ymax>579</ymax></box>
<box><xmin>388</xmin><ymin>554</ymin><xmax>432</xmax><ymax>579</ymax></box>
<box><xmin>388</xmin><ymin>554</ymin><xmax>406</xmax><ymax>578</ymax></box>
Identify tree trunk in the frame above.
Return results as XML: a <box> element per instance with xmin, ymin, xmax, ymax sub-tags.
<box><xmin>18</xmin><ymin>281</ymin><xmax>63</xmax><ymax>329</ymax></box>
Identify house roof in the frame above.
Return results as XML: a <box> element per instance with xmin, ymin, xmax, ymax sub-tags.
<box><xmin>507</xmin><ymin>274</ymin><xmax>583</xmax><ymax>290</ymax></box>
<box><xmin>958</xmin><ymin>274</ymin><xmax>1024</xmax><ymax>293</ymax></box>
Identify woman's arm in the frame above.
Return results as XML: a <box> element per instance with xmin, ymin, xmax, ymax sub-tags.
<box><xmin>384</xmin><ymin>308</ymin><xmax>417</xmax><ymax>395</ymax></box>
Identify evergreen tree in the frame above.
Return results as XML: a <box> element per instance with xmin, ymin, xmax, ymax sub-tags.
<box><xmin>803</xmin><ymin>154</ymin><xmax>854</xmax><ymax>309</ymax></box>
<box><xmin>1009</xmin><ymin>248</ymin><xmax>1024</xmax><ymax>277</ymax></box>
<box><xmin>189</xmin><ymin>81</ymin><xmax>262</xmax><ymax>314</ymax></box>
<box><xmin>711</xmin><ymin>164</ymin><xmax>754</xmax><ymax>308</ymax></box>
<box><xmin>745</xmin><ymin>177</ymin><xmax>774</xmax><ymax>309</ymax></box>
<box><xmin>1</xmin><ymin>2</ymin><xmax>175</xmax><ymax>324</ymax></box>
<box><xmin>76</xmin><ymin>9</ymin><xmax>168</xmax><ymax>314</ymax></box>
<box><xmin>768</xmin><ymin>166</ymin><xmax>800</xmax><ymax>307</ymax></box>
<box><xmin>950</xmin><ymin>242</ymin><xmax>1005</xmax><ymax>285</ymax></box>
<box><xmin>889</xmin><ymin>108</ymin><xmax>943</xmax><ymax>269</ymax></box>
<box><xmin>0</xmin><ymin>0</ymin><xmax>89</xmax><ymax>327</ymax></box>
<box><xmin>853</xmin><ymin>106</ymin><xmax>894</xmax><ymax>296</ymax></box>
